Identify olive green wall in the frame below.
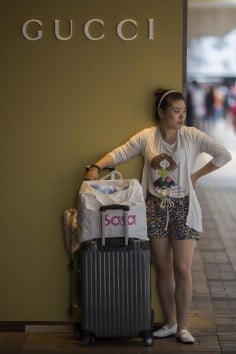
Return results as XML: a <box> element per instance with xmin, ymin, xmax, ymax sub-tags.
<box><xmin>0</xmin><ymin>0</ymin><xmax>185</xmax><ymax>321</ymax></box>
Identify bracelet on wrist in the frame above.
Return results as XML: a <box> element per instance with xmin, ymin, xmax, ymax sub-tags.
<box><xmin>86</xmin><ymin>164</ymin><xmax>101</xmax><ymax>172</ymax></box>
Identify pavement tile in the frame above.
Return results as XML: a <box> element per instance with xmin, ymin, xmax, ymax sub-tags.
<box><xmin>216</xmin><ymin>325</ymin><xmax>236</xmax><ymax>332</ymax></box>
<box><xmin>218</xmin><ymin>334</ymin><xmax>236</xmax><ymax>342</ymax></box>
<box><xmin>220</xmin><ymin>343</ymin><xmax>236</xmax><ymax>351</ymax></box>
<box><xmin>214</xmin><ymin>318</ymin><xmax>234</xmax><ymax>325</ymax></box>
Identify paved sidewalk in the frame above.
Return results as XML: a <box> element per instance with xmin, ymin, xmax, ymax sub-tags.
<box><xmin>188</xmin><ymin>181</ymin><xmax>236</xmax><ymax>353</ymax></box>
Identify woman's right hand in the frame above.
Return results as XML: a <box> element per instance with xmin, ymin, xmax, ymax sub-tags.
<box><xmin>84</xmin><ymin>155</ymin><xmax>115</xmax><ymax>180</ymax></box>
<box><xmin>84</xmin><ymin>167</ymin><xmax>100</xmax><ymax>180</ymax></box>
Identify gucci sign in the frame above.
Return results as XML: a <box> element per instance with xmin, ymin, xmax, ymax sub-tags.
<box><xmin>21</xmin><ymin>18</ymin><xmax>155</xmax><ymax>41</ymax></box>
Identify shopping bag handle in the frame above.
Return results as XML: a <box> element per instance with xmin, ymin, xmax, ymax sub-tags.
<box><xmin>100</xmin><ymin>170</ymin><xmax>123</xmax><ymax>181</ymax></box>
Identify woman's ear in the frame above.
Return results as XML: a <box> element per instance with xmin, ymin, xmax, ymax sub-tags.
<box><xmin>158</xmin><ymin>108</ymin><xmax>164</xmax><ymax>119</ymax></box>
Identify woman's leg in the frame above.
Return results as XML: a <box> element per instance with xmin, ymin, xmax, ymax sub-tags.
<box><xmin>150</xmin><ymin>237</ymin><xmax>176</xmax><ymax>327</ymax></box>
<box><xmin>171</xmin><ymin>239</ymin><xmax>196</xmax><ymax>331</ymax></box>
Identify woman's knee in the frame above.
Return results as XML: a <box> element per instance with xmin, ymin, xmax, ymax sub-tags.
<box><xmin>155</xmin><ymin>262</ymin><xmax>173</xmax><ymax>278</ymax></box>
<box><xmin>174</xmin><ymin>263</ymin><xmax>192</xmax><ymax>281</ymax></box>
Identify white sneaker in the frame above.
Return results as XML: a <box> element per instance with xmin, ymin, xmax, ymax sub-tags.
<box><xmin>153</xmin><ymin>324</ymin><xmax>177</xmax><ymax>338</ymax></box>
<box><xmin>176</xmin><ymin>329</ymin><xmax>195</xmax><ymax>344</ymax></box>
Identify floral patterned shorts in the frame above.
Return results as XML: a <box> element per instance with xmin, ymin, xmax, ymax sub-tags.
<box><xmin>146</xmin><ymin>193</ymin><xmax>199</xmax><ymax>240</ymax></box>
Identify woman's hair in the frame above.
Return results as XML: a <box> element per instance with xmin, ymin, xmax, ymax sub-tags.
<box><xmin>154</xmin><ymin>88</ymin><xmax>185</xmax><ymax>122</ymax></box>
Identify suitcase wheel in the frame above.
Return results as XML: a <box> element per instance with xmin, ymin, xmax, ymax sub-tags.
<box><xmin>143</xmin><ymin>332</ymin><xmax>154</xmax><ymax>346</ymax></box>
<box><xmin>83</xmin><ymin>334</ymin><xmax>95</xmax><ymax>346</ymax></box>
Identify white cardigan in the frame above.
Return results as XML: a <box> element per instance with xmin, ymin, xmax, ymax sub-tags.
<box><xmin>109</xmin><ymin>126</ymin><xmax>232</xmax><ymax>232</ymax></box>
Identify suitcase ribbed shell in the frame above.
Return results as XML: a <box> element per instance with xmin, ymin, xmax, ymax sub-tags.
<box><xmin>79</xmin><ymin>239</ymin><xmax>152</xmax><ymax>338</ymax></box>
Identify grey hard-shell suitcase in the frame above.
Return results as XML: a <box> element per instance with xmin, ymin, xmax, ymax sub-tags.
<box><xmin>78</xmin><ymin>204</ymin><xmax>154</xmax><ymax>346</ymax></box>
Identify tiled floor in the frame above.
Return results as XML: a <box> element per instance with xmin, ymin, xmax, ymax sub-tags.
<box><xmin>1</xmin><ymin>120</ymin><xmax>236</xmax><ymax>353</ymax></box>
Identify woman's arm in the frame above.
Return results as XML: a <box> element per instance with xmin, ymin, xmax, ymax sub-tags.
<box><xmin>190</xmin><ymin>128</ymin><xmax>232</xmax><ymax>187</ymax></box>
<box><xmin>191</xmin><ymin>160</ymin><xmax>220</xmax><ymax>188</ymax></box>
<box><xmin>196</xmin><ymin>128</ymin><xmax>232</xmax><ymax>167</ymax></box>
<box><xmin>84</xmin><ymin>128</ymin><xmax>148</xmax><ymax>180</ymax></box>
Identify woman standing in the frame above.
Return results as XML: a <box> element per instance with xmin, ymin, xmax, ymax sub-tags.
<box><xmin>85</xmin><ymin>89</ymin><xmax>231</xmax><ymax>344</ymax></box>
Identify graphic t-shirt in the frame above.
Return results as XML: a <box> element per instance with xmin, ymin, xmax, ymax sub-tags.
<box><xmin>148</xmin><ymin>131</ymin><xmax>188</xmax><ymax>199</ymax></box>
<box><xmin>108</xmin><ymin>125</ymin><xmax>231</xmax><ymax>232</ymax></box>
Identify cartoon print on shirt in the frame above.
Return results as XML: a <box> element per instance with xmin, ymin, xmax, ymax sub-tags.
<box><xmin>151</xmin><ymin>153</ymin><xmax>177</xmax><ymax>196</ymax></box>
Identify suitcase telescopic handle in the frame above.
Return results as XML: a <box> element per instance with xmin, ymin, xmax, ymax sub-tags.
<box><xmin>100</xmin><ymin>204</ymin><xmax>130</xmax><ymax>246</ymax></box>
<box><xmin>100</xmin><ymin>204</ymin><xmax>130</xmax><ymax>212</ymax></box>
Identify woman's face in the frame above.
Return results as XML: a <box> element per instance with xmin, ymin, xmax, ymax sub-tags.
<box><xmin>160</xmin><ymin>159</ymin><xmax>170</xmax><ymax>169</ymax></box>
<box><xmin>159</xmin><ymin>99</ymin><xmax>186</xmax><ymax>129</ymax></box>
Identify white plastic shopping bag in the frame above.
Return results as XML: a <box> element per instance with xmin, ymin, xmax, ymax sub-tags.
<box><xmin>78</xmin><ymin>171</ymin><xmax>148</xmax><ymax>242</ymax></box>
